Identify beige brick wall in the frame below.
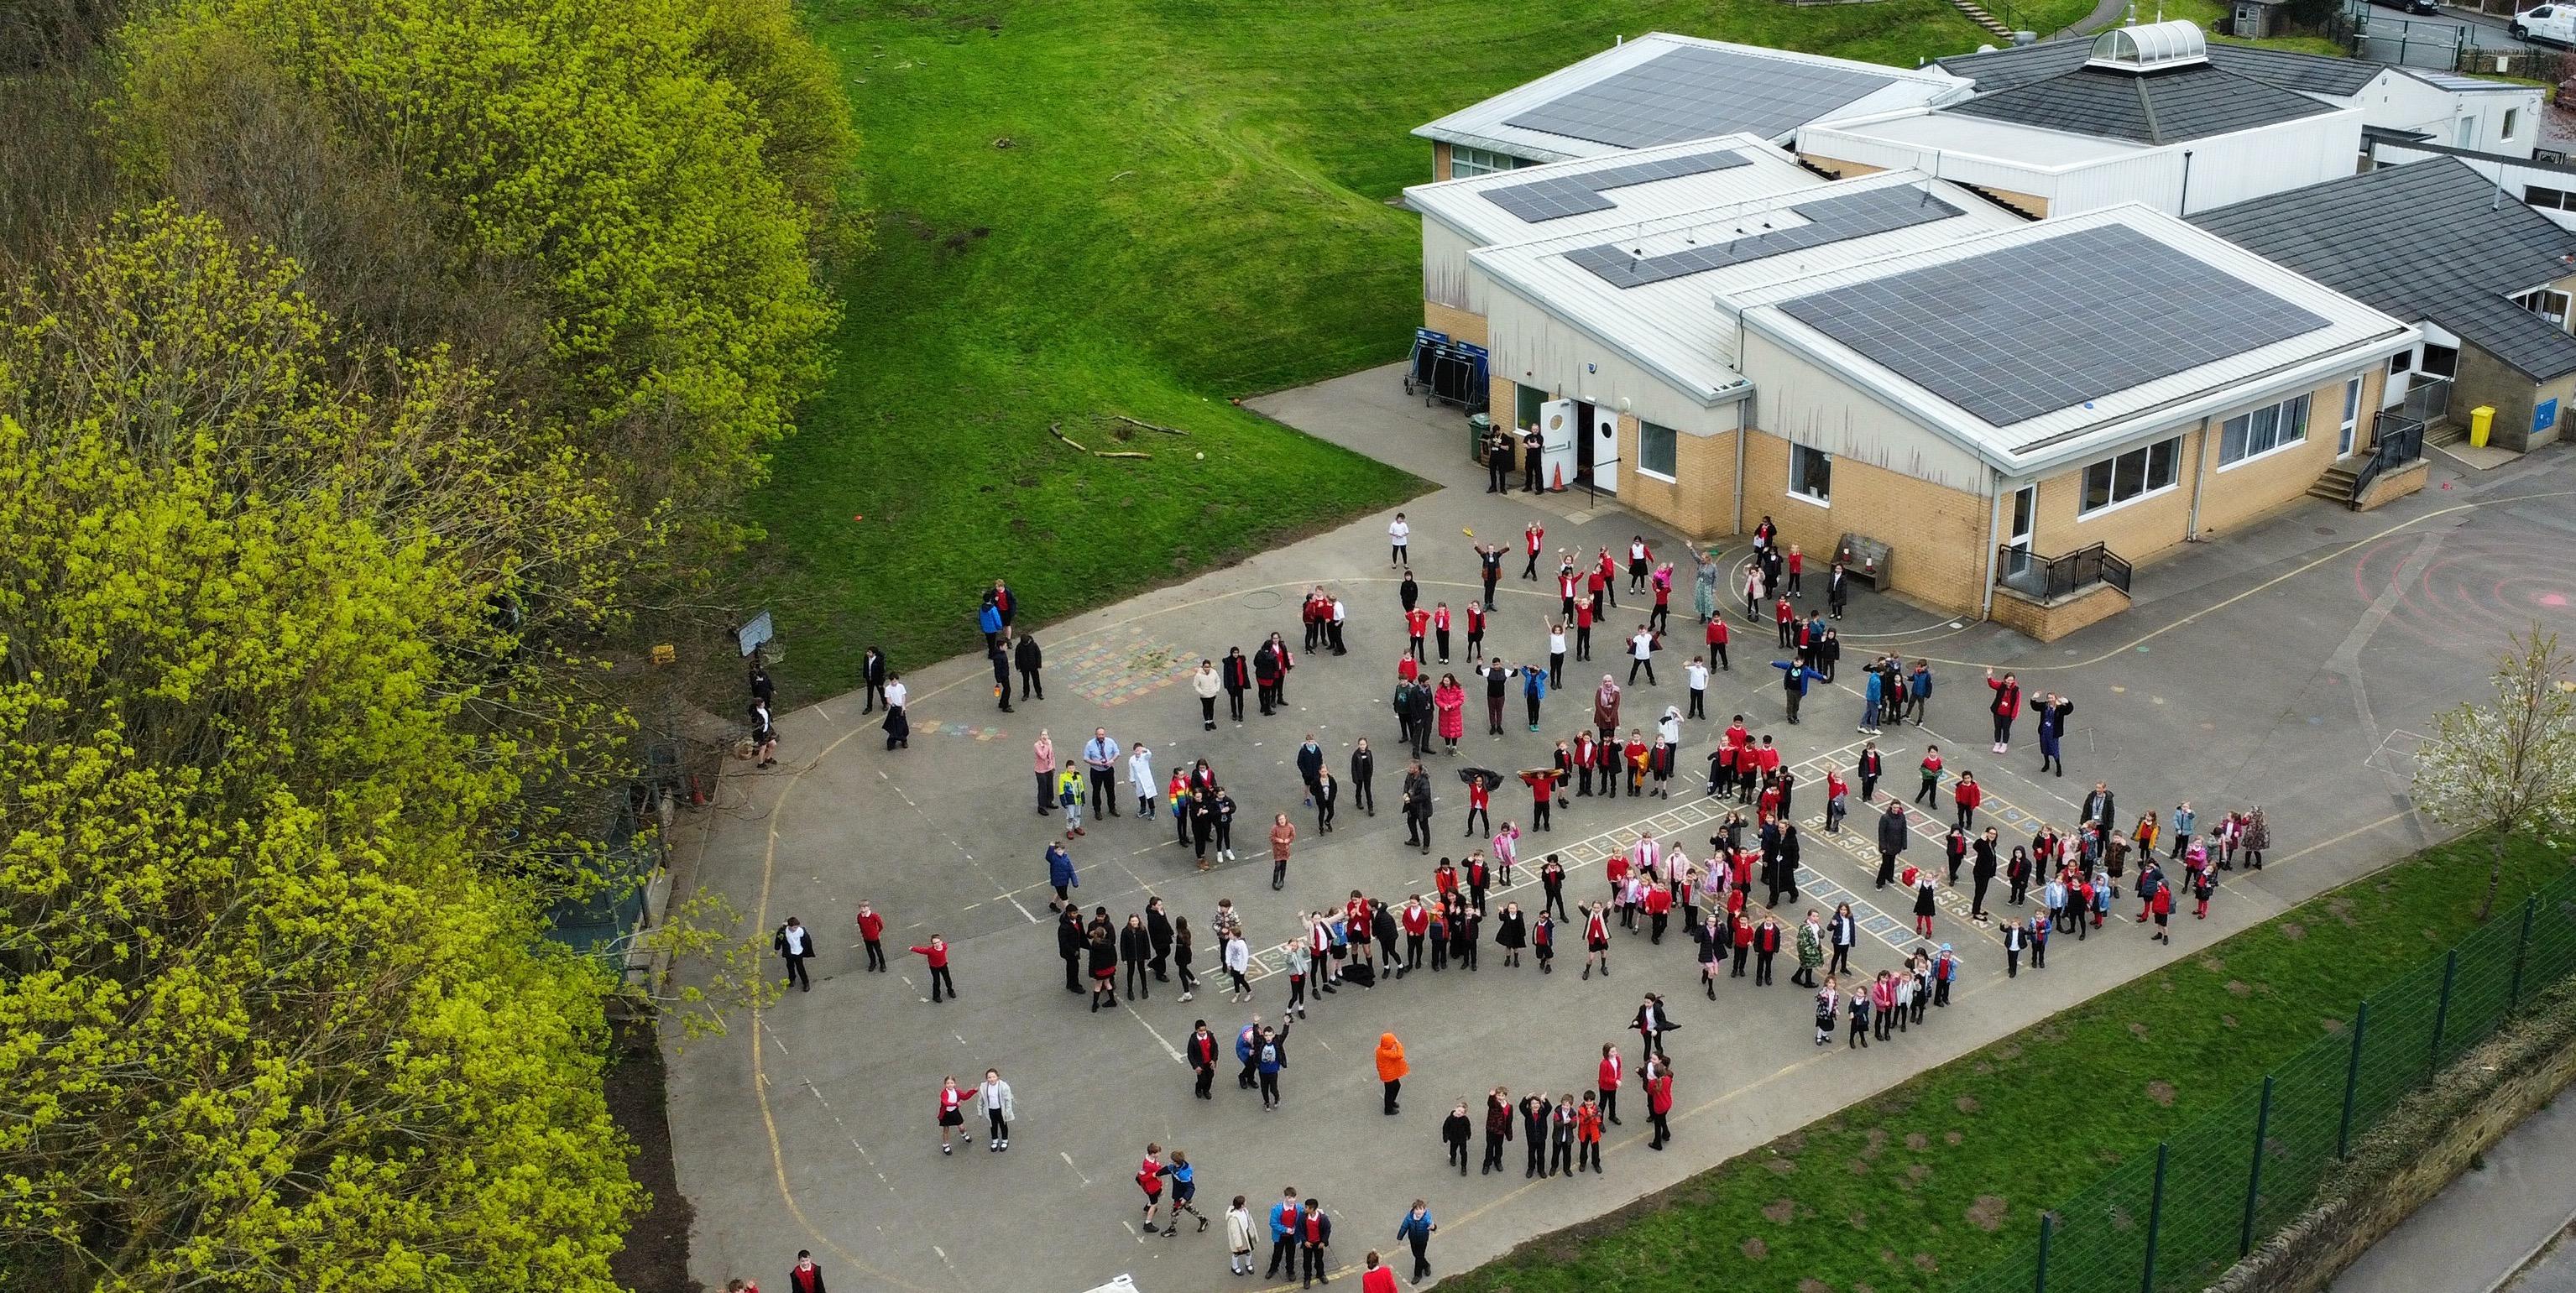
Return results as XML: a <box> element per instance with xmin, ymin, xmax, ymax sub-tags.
<box><xmin>1739</xmin><ymin>428</ymin><xmax>1992</xmax><ymax>615</ymax></box>
<box><xmin>1796</xmin><ymin>153</ymin><xmax>1884</xmax><ymax>180</ymax></box>
<box><xmin>1989</xmin><ymin>583</ymin><xmax>2130</xmax><ymax>641</ymax></box>
<box><xmin>1432</xmin><ymin>142</ymin><xmax>1452</xmax><ymax>183</ymax></box>
<box><xmin>2032</xmin><ymin>429</ymin><xmax>2202</xmax><ymax>562</ymax></box>
<box><xmin>2197</xmin><ymin>375</ymin><xmax>2360</xmax><ymax>535</ymax></box>
<box><xmin>2447</xmin><ymin>342</ymin><xmax>2568</xmax><ymax>453</ymax></box>
<box><xmin>1424</xmin><ymin>299</ymin><xmax>1488</xmax><ymax>348</ymax></box>
<box><xmin>2355</xmin><ymin>458</ymin><xmax>2429</xmax><ymax>511</ymax></box>
<box><xmin>1611</xmin><ymin>413</ymin><xmax>1736</xmax><ymax>540</ymax></box>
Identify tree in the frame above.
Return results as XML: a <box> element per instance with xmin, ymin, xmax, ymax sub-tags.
<box><xmin>0</xmin><ymin>207</ymin><xmax>641</xmax><ymax>1291</ymax></box>
<box><xmin>2412</xmin><ymin>627</ymin><xmax>2576</xmax><ymax>920</ymax></box>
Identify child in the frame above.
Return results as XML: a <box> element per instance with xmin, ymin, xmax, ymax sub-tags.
<box><xmin>1166</xmin><ymin>1150</ymin><xmax>1207</xmax><ymax>1233</ymax></box>
<box><xmin>1227</xmin><ymin>1196</ymin><xmax>1257</xmax><ymax>1275</ymax></box>
<box><xmin>1815</xmin><ymin>975</ymin><xmax>1839</xmax><ymax>1047</ymax></box>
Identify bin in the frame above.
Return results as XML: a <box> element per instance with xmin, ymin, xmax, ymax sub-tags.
<box><xmin>1468</xmin><ymin>412</ymin><xmax>1492</xmax><ymax>462</ymax></box>
<box><xmin>2470</xmin><ymin>405</ymin><xmax>2495</xmax><ymax>449</ymax></box>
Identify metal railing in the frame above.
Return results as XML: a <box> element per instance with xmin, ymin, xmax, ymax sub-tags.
<box><xmin>1996</xmin><ymin>541</ymin><xmax>2132</xmax><ymax>602</ymax></box>
<box><xmin>2351</xmin><ymin>414</ymin><xmax>2427</xmax><ymax>503</ymax></box>
<box><xmin>2398</xmin><ymin>375</ymin><xmax>2453</xmax><ymax>428</ymax></box>
<box><xmin>1954</xmin><ymin>864</ymin><xmax>2576</xmax><ymax>1293</ymax></box>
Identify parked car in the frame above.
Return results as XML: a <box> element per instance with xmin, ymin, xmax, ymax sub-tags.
<box><xmin>2375</xmin><ymin>0</ymin><xmax>2439</xmax><ymax>14</ymax></box>
<box><xmin>2515</xmin><ymin>3</ymin><xmax>2576</xmax><ymax>44</ymax></box>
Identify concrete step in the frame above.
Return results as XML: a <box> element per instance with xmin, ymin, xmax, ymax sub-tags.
<box><xmin>2307</xmin><ymin>464</ymin><xmax>2360</xmax><ymax>506</ymax></box>
<box><xmin>1947</xmin><ymin>0</ymin><xmax>2017</xmax><ymax>37</ymax></box>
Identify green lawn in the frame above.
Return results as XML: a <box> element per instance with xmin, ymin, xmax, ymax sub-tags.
<box><xmin>740</xmin><ymin>0</ymin><xmax>2014</xmax><ymax>699</ymax></box>
<box><xmin>1441</xmin><ymin>835</ymin><xmax>2572</xmax><ymax>1293</ymax></box>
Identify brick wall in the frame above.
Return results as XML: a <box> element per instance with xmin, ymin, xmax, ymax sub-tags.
<box><xmin>2448</xmin><ymin>340</ymin><xmax>2570</xmax><ymax>453</ymax></box>
<box><xmin>2197</xmin><ymin>374</ymin><xmax>2361</xmax><ymax>535</ymax></box>
<box><xmin>2030</xmin><ymin>428</ymin><xmax>2201</xmax><ymax>563</ymax></box>
<box><xmin>1424</xmin><ymin>299</ymin><xmax>1488</xmax><ymax>347</ymax></box>
<box><xmin>1989</xmin><ymin>583</ymin><xmax>2130</xmax><ymax>641</ymax></box>
<box><xmin>1740</xmin><ymin>428</ymin><xmax>1992</xmax><ymax>615</ymax></box>
<box><xmin>1432</xmin><ymin>141</ymin><xmax>1452</xmax><ymax>183</ymax></box>
<box><xmin>1610</xmin><ymin>413</ymin><xmax>1737</xmax><ymax>540</ymax></box>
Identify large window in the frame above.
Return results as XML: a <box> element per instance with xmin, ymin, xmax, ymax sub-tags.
<box><xmin>1638</xmin><ymin>420</ymin><xmax>1678</xmax><ymax>478</ymax></box>
<box><xmin>2079</xmin><ymin>435</ymin><xmax>2182</xmax><ymax>516</ymax></box>
<box><xmin>2515</xmin><ymin>287</ymin><xmax>2573</xmax><ymax>328</ymax></box>
<box><xmin>2528</xmin><ymin>185</ymin><xmax>2576</xmax><ymax>211</ymax></box>
<box><xmin>1788</xmin><ymin>443</ymin><xmax>1831</xmax><ymax>503</ymax></box>
<box><xmin>2218</xmin><ymin>393</ymin><xmax>2311</xmax><ymax>467</ymax></box>
<box><xmin>2421</xmin><ymin>343</ymin><xmax>2459</xmax><ymax>378</ymax></box>
<box><xmin>1451</xmin><ymin>146</ymin><xmax>1524</xmax><ymax>179</ymax></box>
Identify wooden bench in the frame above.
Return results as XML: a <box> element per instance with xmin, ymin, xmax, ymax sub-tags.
<box><xmin>1835</xmin><ymin>534</ymin><xmax>1892</xmax><ymax>589</ymax></box>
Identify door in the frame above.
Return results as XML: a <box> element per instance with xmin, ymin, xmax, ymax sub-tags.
<box><xmin>1536</xmin><ymin>399</ymin><xmax>1578</xmax><ymax>491</ymax></box>
<box><xmin>1581</xmin><ymin>402</ymin><xmax>1619</xmax><ymax>494</ymax></box>
<box><xmin>2000</xmin><ymin>485</ymin><xmax>2038</xmax><ymax>594</ymax></box>
<box><xmin>2338</xmin><ymin>377</ymin><xmax>2361</xmax><ymax>456</ymax></box>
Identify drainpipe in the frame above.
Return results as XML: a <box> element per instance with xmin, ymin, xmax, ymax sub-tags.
<box><xmin>1979</xmin><ymin>468</ymin><xmax>2006</xmax><ymax>622</ymax></box>
<box><xmin>1732</xmin><ymin>399</ymin><xmax>1749</xmax><ymax>538</ymax></box>
<box><xmin>2184</xmin><ymin>420</ymin><xmax>2208</xmax><ymax>541</ymax></box>
<box><xmin>2177</xmin><ymin>149</ymin><xmax>2195</xmax><ymax>215</ymax></box>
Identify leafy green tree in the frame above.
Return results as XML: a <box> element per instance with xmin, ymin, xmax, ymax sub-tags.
<box><xmin>0</xmin><ymin>207</ymin><xmax>640</xmax><ymax>1291</ymax></box>
<box><xmin>2413</xmin><ymin>628</ymin><xmax>2576</xmax><ymax>920</ymax></box>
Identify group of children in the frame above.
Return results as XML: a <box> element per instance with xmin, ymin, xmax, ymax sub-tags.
<box><xmin>1812</xmin><ymin>946</ymin><xmax>1962</xmax><ymax>1047</ymax></box>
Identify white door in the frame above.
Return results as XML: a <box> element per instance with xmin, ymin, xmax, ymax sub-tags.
<box><xmin>1587</xmin><ymin>404</ymin><xmax>1619</xmax><ymax>495</ymax></box>
<box><xmin>2000</xmin><ymin>485</ymin><xmax>2038</xmax><ymax>592</ymax></box>
<box><xmin>1537</xmin><ymin>399</ymin><xmax>1579</xmax><ymax>492</ymax></box>
<box><xmin>2338</xmin><ymin>377</ymin><xmax>2360</xmax><ymax>456</ymax></box>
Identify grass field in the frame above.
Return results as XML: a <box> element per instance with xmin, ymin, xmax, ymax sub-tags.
<box><xmin>1439</xmin><ymin>835</ymin><xmax>2572</xmax><ymax>1292</ymax></box>
<box><xmin>737</xmin><ymin>0</ymin><xmax>2056</xmax><ymax>699</ymax></box>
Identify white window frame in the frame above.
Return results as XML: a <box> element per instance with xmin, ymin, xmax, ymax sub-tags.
<box><xmin>1450</xmin><ymin>146</ymin><xmax>1523</xmax><ymax>180</ymax></box>
<box><xmin>2076</xmin><ymin>435</ymin><xmax>2184</xmax><ymax>519</ymax></box>
<box><xmin>2338</xmin><ymin>376</ymin><xmax>2361</xmax><ymax>456</ymax></box>
<box><xmin>2528</xmin><ymin>185</ymin><xmax>2576</xmax><ymax>212</ymax></box>
<box><xmin>2217</xmin><ymin>392</ymin><xmax>2312</xmax><ymax>470</ymax></box>
<box><xmin>1637</xmin><ymin>420</ymin><xmax>1679</xmax><ymax>481</ymax></box>
<box><xmin>2514</xmin><ymin>286</ymin><xmax>2572</xmax><ymax>329</ymax></box>
<box><xmin>2505</xmin><ymin>107</ymin><xmax>2522</xmax><ymax>142</ymax></box>
<box><xmin>2387</xmin><ymin>349</ymin><xmax>2412</xmax><ymax>375</ymax></box>
<box><xmin>1786</xmin><ymin>443</ymin><xmax>1832</xmax><ymax>506</ymax></box>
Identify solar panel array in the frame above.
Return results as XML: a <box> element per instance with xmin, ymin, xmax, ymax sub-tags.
<box><xmin>1503</xmin><ymin>44</ymin><xmax>1899</xmax><ymax>149</ymax></box>
<box><xmin>1481</xmin><ymin>149</ymin><xmax>1749</xmax><ymax>223</ymax></box>
<box><xmin>1566</xmin><ymin>185</ymin><xmax>1966</xmax><ymax>289</ymax></box>
<box><xmin>1776</xmin><ymin>223</ymin><xmax>2333</xmax><ymax>428</ymax></box>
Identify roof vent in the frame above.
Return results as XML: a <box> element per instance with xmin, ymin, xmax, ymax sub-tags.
<box><xmin>2086</xmin><ymin>21</ymin><xmax>2208</xmax><ymax>73</ymax></box>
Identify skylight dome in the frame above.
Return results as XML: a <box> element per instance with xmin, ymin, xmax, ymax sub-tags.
<box><xmin>2087</xmin><ymin>21</ymin><xmax>2209</xmax><ymax>73</ymax></box>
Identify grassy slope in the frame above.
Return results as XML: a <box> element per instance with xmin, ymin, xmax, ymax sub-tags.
<box><xmin>1441</xmin><ymin>836</ymin><xmax>2571</xmax><ymax>1293</ymax></box>
<box><xmin>742</xmin><ymin>0</ymin><xmax>2005</xmax><ymax>697</ymax></box>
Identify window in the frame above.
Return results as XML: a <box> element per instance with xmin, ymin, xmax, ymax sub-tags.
<box><xmin>1638</xmin><ymin>420</ymin><xmax>1677</xmax><ymax>478</ymax></box>
<box><xmin>2457</xmin><ymin>117</ymin><xmax>2477</xmax><ymax>148</ymax></box>
<box><xmin>2078</xmin><ymin>435</ymin><xmax>2183</xmax><ymax>515</ymax></box>
<box><xmin>1788</xmin><ymin>443</ymin><xmax>1831</xmax><ymax>503</ymax></box>
<box><xmin>2505</xmin><ymin>108</ymin><xmax>2523</xmax><ymax>141</ymax></box>
<box><xmin>2421</xmin><ymin>343</ymin><xmax>2459</xmax><ymax>378</ymax></box>
<box><xmin>1451</xmin><ymin>146</ymin><xmax>1523</xmax><ymax>179</ymax></box>
<box><xmin>2218</xmin><ymin>393</ymin><xmax>2312</xmax><ymax>467</ymax></box>
<box><xmin>2388</xmin><ymin>349</ymin><xmax>2412</xmax><ymax>375</ymax></box>
<box><xmin>2528</xmin><ymin>185</ymin><xmax>2576</xmax><ymax>211</ymax></box>
<box><xmin>2516</xmin><ymin>287</ymin><xmax>2573</xmax><ymax>328</ymax></box>
<box><xmin>1516</xmin><ymin>383</ymin><xmax>1544</xmax><ymax>430</ymax></box>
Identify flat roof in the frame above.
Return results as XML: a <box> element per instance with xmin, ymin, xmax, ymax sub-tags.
<box><xmin>1413</xmin><ymin>33</ymin><xmax>1970</xmax><ymax>162</ymax></box>
<box><xmin>1403</xmin><ymin>134</ymin><xmax>1828</xmax><ymax>248</ymax></box>
<box><xmin>1819</xmin><ymin>108</ymin><xmax>2146</xmax><ymax>166</ymax></box>
<box><xmin>1739</xmin><ymin>205</ymin><xmax>2414</xmax><ymax>473</ymax></box>
<box><xmin>1469</xmin><ymin>171</ymin><xmax>2026</xmax><ymax>404</ymax></box>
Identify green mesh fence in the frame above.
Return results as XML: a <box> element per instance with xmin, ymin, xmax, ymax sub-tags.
<box><xmin>1954</xmin><ymin>868</ymin><xmax>2576</xmax><ymax>1293</ymax></box>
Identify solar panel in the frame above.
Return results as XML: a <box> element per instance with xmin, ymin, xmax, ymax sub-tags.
<box><xmin>1504</xmin><ymin>45</ymin><xmax>1899</xmax><ymax>149</ymax></box>
<box><xmin>1566</xmin><ymin>186</ymin><xmax>1966</xmax><ymax>289</ymax></box>
<box><xmin>1776</xmin><ymin>223</ymin><xmax>2332</xmax><ymax>427</ymax></box>
<box><xmin>1481</xmin><ymin>149</ymin><xmax>1749</xmax><ymax>223</ymax></box>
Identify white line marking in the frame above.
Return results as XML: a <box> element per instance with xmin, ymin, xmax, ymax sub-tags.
<box><xmin>1061</xmin><ymin>1151</ymin><xmax>1093</xmax><ymax>1186</ymax></box>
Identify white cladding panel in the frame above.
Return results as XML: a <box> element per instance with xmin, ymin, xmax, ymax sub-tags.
<box><xmin>1481</xmin><ymin>274</ymin><xmax>1742</xmax><ymax>435</ymax></box>
<box><xmin>1738</xmin><ymin>327</ymin><xmax>1991</xmax><ymax>496</ymax></box>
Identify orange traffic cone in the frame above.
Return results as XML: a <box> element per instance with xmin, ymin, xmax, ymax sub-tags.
<box><xmin>1549</xmin><ymin>463</ymin><xmax>1565</xmax><ymax>493</ymax></box>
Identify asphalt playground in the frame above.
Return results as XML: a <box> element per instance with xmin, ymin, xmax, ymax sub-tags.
<box><xmin>666</xmin><ymin>362</ymin><xmax>2576</xmax><ymax>1292</ymax></box>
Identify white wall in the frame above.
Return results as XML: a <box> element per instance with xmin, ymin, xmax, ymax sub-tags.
<box><xmin>1481</xmin><ymin>274</ymin><xmax>1743</xmax><ymax>436</ymax></box>
<box><xmin>1737</xmin><ymin>329</ymin><xmax>1993</xmax><ymax>496</ymax></box>
<box><xmin>2166</xmin><ymin>109</ymin><xmax>2366</xmax><ymax>212</ymax></box>
<box><xmin>1422</xmin><ymin>218</ymin><xmax>1479</xmax><ymax>311</ymax></box>
<box><xmin>2345</xmin><ymin>72</ymin><xmax>2542</xmax><ymax>159</ymax></box>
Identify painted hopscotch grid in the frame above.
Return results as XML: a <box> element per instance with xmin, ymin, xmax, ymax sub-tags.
<box><xmin>1058</xmin><ymin>627</ymin><xmax>1199</xmax><ymax>709</ymax></box>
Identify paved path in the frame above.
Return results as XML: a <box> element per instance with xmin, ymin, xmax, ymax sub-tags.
<box><xmin>668</xmin><ymin>361</ymin><xmax>2576</xmax><ymax>1292</ymax></box>
<box><xmin>2333</xmin><ymin>1092</ymin><xmax>2576</xmax><ymax>1293</ymax></box>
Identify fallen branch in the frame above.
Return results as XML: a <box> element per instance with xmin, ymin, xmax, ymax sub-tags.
<box><xmin>1095</xmin><ymin>451</ymin><xmax>1152</xmax><ymax>459</ymax></box>
<box><xmin>1048</xmin><ymin>421</ymin><xmax>1089</xmax><ymax>453</ymax></box>
<box><xmin>1112</xmin><ymin>414</ymin><xmax>1189</xmax><ymax>436</ymax></box>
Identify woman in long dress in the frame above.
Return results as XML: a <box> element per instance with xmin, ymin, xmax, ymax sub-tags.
<box><xmin>1691</xmin><ymin>545</ymin><xmax>1721</xmax><ymax>624</ymax></box>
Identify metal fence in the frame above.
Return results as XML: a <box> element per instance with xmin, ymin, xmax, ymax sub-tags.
<box><xmin>2351</xmin><ymin>414</ymin><xmax>2427</xmax><ymax>503</ymax></box>
<box><xmin>1953</xmin><ymin>865</ymin><xmax>2576</xmax><ymax>1293</ymax></box>
<box><xmin>1996</xmin><ymin>541</ymin><xmax>2133</xmax><ymax>602</ymax></box>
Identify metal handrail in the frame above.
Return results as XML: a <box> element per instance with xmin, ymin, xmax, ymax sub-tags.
<box><xmin>2351</xmin><ymin>414</ymin><xmax>2426</xmax><ymax>503</ymax></box>
<box><xmin>1995</xmin><ymin>540</ymin><xmax>2131</xmax><ymax>601</ymax></box>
